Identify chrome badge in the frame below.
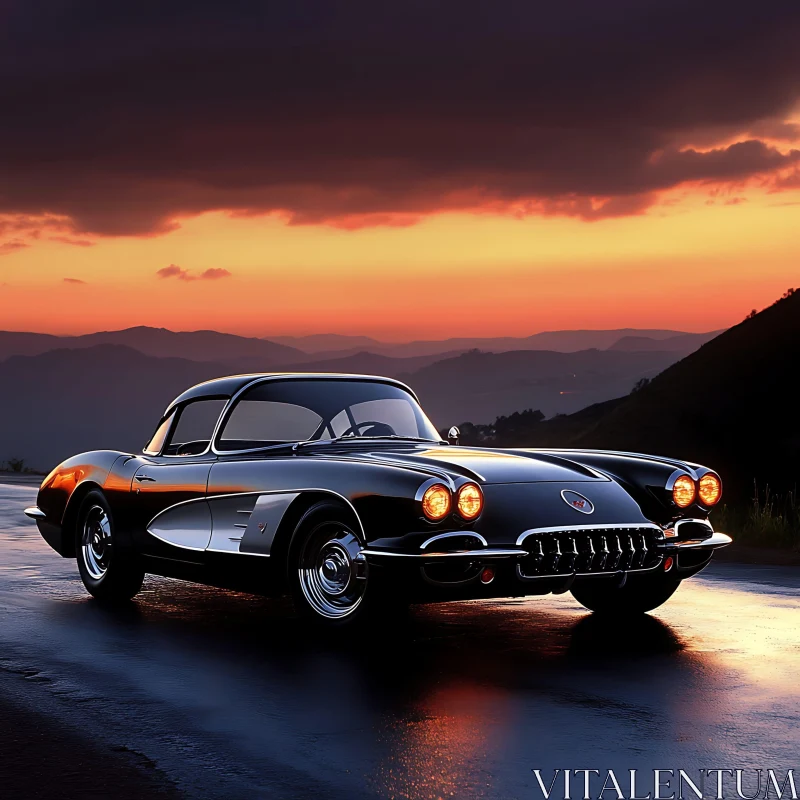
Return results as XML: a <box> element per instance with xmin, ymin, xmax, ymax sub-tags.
<box><xmin>561</xmin><ymin>490</ymin><xmax>594</xmax><ymax>514</ymax></box>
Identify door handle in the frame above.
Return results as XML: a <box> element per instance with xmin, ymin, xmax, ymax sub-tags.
<box><xmin>135</xmin><ymin>475</ymin><xmax>156</xmax><ymax>482</ymax></box>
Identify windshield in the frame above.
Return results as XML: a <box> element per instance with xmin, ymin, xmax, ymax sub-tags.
<box><xmin>217</xmin><ymin>379</ymin><xmax>440</xmax><ymax>451</ymax></box>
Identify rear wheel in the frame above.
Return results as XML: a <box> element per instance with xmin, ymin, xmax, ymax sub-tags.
<box><xmin>570</xmin><ymin>573</ymin><xmax>681</xmax><ymax>614</ymax></box>
<box><xmin>288</xmin><ymin>501</ymin><xmax>404</xmax><ymax>628</ymax></box>
<box><xmin>76</xmin><ymin>491</ymin><xmax>144</xmax><ymax>603</ymax></box>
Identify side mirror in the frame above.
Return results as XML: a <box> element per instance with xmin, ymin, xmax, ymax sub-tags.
<box><xmin>447</xmin><ymin>426</ymin><xmax>460</xmax><ymax>445</ymax></box>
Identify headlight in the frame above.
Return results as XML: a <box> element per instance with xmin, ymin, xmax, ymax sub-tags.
<box><xmin>672</xmin><ymin>475</ymin><xmax>696</xmax><ymax>508</ymax></box>
<box><xmin>456</xmin><ymin>483</ymin><xmax>483</xmax><ymax>520</ymax></box>
<box><xmin>422</xmin><ymin>484</ymin><xmax>451</xmax><ymax>520</ymax></box>
<box><xmin>698</xmin><ymin>473</ymin><xmax>722</xmax><ymax>506</ymax></box>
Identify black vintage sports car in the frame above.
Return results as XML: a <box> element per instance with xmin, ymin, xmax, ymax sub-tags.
<box><xmin>25</xmin><ymin>374</ymin><xmax>731</xmax><ymax>626</ymax></box>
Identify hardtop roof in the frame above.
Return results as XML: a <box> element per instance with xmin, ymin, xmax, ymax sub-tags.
<box><xmin>165</xmin><ymin>373</ymin><xmax>417</xmax><ymax>415</ymax></box>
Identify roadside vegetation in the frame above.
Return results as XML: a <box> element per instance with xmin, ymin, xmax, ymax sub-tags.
<box><xmin>0</xmin><ymin>458</ymin><xmax>40</xmax><ymax>474</ymax></box>
<box><xmin>712</xmin><ymin>485</ymin><xmax>800</xmax><ymax>551</ymax></box>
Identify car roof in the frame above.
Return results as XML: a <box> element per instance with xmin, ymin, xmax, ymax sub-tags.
<box><xmin>165</xmin><ymin>373</ymin><xmax>418</xmax><ymax>414</ymax></box>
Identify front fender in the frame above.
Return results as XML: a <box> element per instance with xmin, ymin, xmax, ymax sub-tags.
<box><xmin>33</xmin><ymin>450</ymin><xmax>129</xmax><ymax>556</ymax></box>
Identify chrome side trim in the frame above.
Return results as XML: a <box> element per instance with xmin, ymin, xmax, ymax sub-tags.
<box><xmin>206</xmin><ymin>547</ymin><xmax>270</xmax><ymax>557</ymax></box>
<box><xmin>145</xmin><ymin>487</ymin><xmax>365</xmax><ymax>557</ymax></box>
<box><xmin>516</xmin><ymin>522</ymin><xmax>662</xmax><ymax>547</ymax></box>
<box><xmin>420</xmin><ymin>531</ymin><xmax>489</xmax><ymax>550</ymax></box>
<box><xmin>24</xmin><ymin>506</ymin><xmax>47</xmax><ymax>520</ymax></box>
<box><xmin>147</xmin><ymin>499</ymin><xmax>213</xmax><ymax>551</ymax></box>
<box><xmin>361</xmin><ymin>548</ymin><xmax>527</xmax><ymax>559</ymax></box>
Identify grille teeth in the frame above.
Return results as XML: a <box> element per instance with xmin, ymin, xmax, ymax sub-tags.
<box><xmin>519</xmin><ymin>527</ymin><xmax>661</xmax><ymax>579</ymax></box>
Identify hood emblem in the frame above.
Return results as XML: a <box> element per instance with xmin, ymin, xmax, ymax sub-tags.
<box><xmin>561</xmin><ymin>490</ymin><xmax>594</xmax><ymax>514</ymax></box>
<box><xmin>257</xmin><ymin>522</ymin><xmax>267</xmax><ymax>533</ymax></box>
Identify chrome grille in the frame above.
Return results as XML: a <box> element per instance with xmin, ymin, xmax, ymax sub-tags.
<box><xmin>518</xmin><ymin>527</ymin><xmax>662</xmax><ymax>578</ymax></box>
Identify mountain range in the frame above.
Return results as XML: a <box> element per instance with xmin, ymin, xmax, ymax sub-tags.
<box><xmin>0</xmin><ymin>324</ymin><xmax>722</xmax><ymax>471</ymax></box>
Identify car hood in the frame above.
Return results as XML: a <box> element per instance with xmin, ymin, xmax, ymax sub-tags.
<box><xmin>357</xmin><ymin>445</ymin><xmax>605</xmax><ymax>484</ymax></box>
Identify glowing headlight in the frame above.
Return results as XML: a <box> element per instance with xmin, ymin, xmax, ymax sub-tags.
<box><xmin>672</xmin><ymin>475</ymin><xmax>696</xmax><ymax>508</ymax></box>
<box><xmin>422</xmin><ymin>484</ymin><xmax>451</xmax><ymax>520</ymax></box>
<box><xmin>456</xmin><ymin>483</ymin><xmax>483</xmax><ymax>520</ymax></box>
<box><xmin>698</xmin><ymin>473</ymin><xmax>722</xmax><ymax>506</ymax></box>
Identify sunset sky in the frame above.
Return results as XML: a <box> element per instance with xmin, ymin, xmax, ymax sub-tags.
<box><xmin>1</xmin><ymin>1</ymin><xmax>799</xmax><ymax>340</ymax></box>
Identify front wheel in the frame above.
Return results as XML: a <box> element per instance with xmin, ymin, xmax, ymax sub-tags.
<box><xmin>570</xmin><ymin>573</ymin><xmax>681</xmax><ymax>614</ymax></box>
<box><xmin>288</xmin><ymin>501</ymin><xmax>404</xmax><ymax>628</ymax></box>
<box><xmin>76</xmin><ymin>490</ymin><xmax>144</xmax><ymax>603</ymax></box>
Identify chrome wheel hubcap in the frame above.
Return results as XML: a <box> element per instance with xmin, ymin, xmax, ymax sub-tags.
<box><xmin>299</xmin><ymin>524</ymin><xmax>365</xmax><ymax>619</ymax></box>
<box><xmin>82</xmin><ymin>505</ymin><xmax>112</xmax><ymax>580</ymax></box>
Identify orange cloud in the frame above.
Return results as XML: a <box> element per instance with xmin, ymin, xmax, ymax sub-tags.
<box><xmin>0</xmin><ymin>239</ymin><xmax>29</xmax><ymax>256</ymax></box>
<box><xmin>156</xmin><ymin>264</ymin><xmax>232</xmax><ymax>281</ymax></box>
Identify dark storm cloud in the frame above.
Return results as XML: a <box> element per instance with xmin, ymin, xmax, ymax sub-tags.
<box><xmin>1</xmin><ymin>0</ymin><xmax>799</xmax><ymax>234</ymax></box>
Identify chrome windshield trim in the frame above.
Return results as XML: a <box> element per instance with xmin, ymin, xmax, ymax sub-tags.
<box><xmin>420</xmin><ymin>531</ymin><xmax>489</xmax><ymax>550</ymax></box>
<box><xmin>209</xmin><ymin>374</ymin><xmax>428</xmax><ymax>457</ymax></box>
<box><xmin>516</xmin><ymin>522</ymin><xmax>662</xmax><ymax>547</ymax></box>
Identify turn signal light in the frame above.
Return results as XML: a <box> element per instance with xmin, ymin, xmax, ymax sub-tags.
<box><xmin>698</xmin><ymin>473</ymin><xmax>722</xmax><ymax>506</ymax></box>
<box><xmin>422</xmin><ymin>484</ymin><xmax>451</xmax><ymax>520</ymax></box>
<box><xmin>456</xmin><ymin>483</ymin><xmax>483</xmax><ymax>520</ymax></box>
<box><xmin>672</xmin><ymin>475</ymin><xmax>696</xmax><ymax>508</ymax></box>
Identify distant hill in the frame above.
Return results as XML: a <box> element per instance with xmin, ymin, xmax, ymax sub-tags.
<box><xmin>1</xmin><ymin>325</ymin><xmax>721</xmax><ymax>366</ymax></box>
<box><xmin>276</xmin><ymin>328</ymin><xmax>700</xmax><ymax>359</ymax></box>
<box><xmin>403</xmin><ymin>348</ymin><xmax>685</xmax><ymax>428</ymax></box>
<box><xmin>248</xmin><ymin>350</ymin><xmax>462</xmax><ymax>377</ymax></box>
<box><xmin>0</xmin><ymin>326</ymin><xmax>305</xmax><ymax>365</ymax></box>
<box><xmin>266</xmin><ymin>334</ymin><xmax>385</xmax><ymax>353</ymax></box>
<box><xmin>608</xmin><ymin>330</ymin><xmax>723</xmax><ymax>352</ymax></box>
<box><xmin>0</xmin><ymin>345</ymin><xmax>226</xmax><ymax>469</ymax></box>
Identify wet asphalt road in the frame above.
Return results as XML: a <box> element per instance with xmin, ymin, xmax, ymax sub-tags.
<box><xmin>1</xmin><ymin>480</ymin><xmax>799</xmax><ymax>800</ymax></box>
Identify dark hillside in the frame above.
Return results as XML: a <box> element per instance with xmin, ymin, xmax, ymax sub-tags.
<box><xmin>529</xmin><ymin>290</ymin><xmax>798</xmax><ymax>503</ymax></box>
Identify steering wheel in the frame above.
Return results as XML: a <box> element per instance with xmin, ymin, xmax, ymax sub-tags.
<box><xmin>339</xmin><ymin>420</ymin><xmax>397</xmax><ymax>437</ymax></box>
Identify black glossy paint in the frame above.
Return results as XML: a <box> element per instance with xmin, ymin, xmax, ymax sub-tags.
<box><xmin>32</xmin><ymin>373</ymin><xmax>728</xmax><ymax>604</ymax></box>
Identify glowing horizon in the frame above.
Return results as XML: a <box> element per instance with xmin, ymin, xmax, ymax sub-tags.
<box><xmin>1</xmin><ymin>182</ymin><xmax>798</xmax><ymax>340</ymax></box>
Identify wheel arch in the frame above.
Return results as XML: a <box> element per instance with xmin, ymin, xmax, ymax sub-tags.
<box><xmin>61</xmin><ymin>481</ymin><xmax>105</xmax><ymax>558</ymax></box>
<box><xmin>269</xmin><ymin>489</ymin><xmax>365</xmax><ymax>590</ymax></box>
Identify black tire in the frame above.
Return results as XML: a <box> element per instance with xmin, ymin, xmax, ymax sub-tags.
<box><xmin>75</xmin><ymin>490</ymin><xmax>144</xmax><ymax>603</ymax></box>
<box><xmin>570</xmin><ymin>573</ymin><xmax>681</xmax><ymax>614</ymax></box>
<box><xmin>287</xmin><ymin>501</ymin><xmax>404</xmax><ymax>628</ymax></box>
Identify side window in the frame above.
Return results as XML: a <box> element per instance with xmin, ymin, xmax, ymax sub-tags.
<box><xmin>143</xmin><ymin>411</ymin><xmax>175</xmax><ymax>455</ymax></box>
<box><xmin>219</xmin><ymin>399</ymin><xmax>322</xmax><ymax>450</ymax></box>
<box><xmin>164</xmin><ymin>399</ymin><xmax>226</xmax><ymax>456</ymax></box>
